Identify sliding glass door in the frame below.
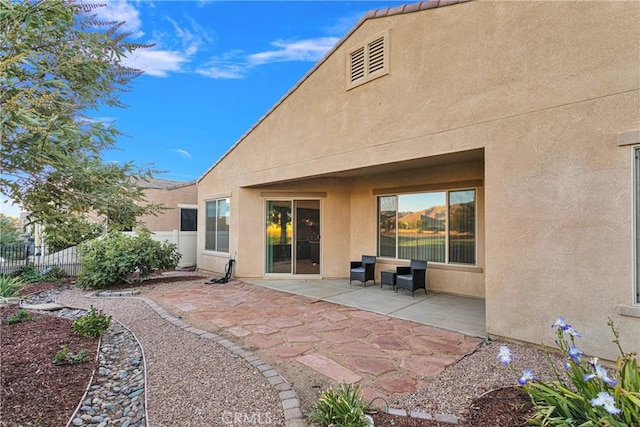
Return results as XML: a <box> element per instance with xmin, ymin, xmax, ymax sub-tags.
<box><xmin>266</xmin><ymin>200</ymin><xmax>320</xmax><ymax>274</ymax></box>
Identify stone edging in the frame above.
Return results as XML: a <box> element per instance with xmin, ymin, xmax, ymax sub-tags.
<box><xmin>57</xmin><ymin>300</ymin><xmax>150</xmax><ymax>427</ymax></box>
<box><xmin>96</xmin><ymin>292</ymin><xmax>305</xmax><ymax>427</ymax></box>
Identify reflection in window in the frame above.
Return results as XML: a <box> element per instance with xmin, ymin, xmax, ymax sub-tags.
<box><xmin>205</xmin><ymin>198</ymin><xmax>229</xmax><ymax>252</ymax></box>
<box><xmin>378</xmin><ymin>196</ymin><xmax>396</xmax><ymax>258</ymax></box>
<box><xmin>398</xmin><ymin>193</ymin><xmax>446</xmax><ymax>262</ymax></box>
<box><xmin>449</xmin><ymin>190</ymin><xmax>476</xmax><ymax>264</ymax></box>
<box><xmin>377</xmin><ymin>189</ymin><xmax>476</xmax><ymax>265</ymax></box>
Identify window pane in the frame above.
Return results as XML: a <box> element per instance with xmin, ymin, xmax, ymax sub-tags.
<box><xmin>378</xmin><ymin>196</ymin><xmax>396</xmax><ymax>258</ymax></box>
<box><xmin>216</xmin><ymin>199</ymin><xmax>230</xmax><ymax>253</ymax></box>
<box><xmin>266</xmin><ymin>201</ymin><xmax>292</xmax><ymax>273</ymax></box>
<box><xmin>205</xmin><ymin>201</ymin><xmax>217</xmax><ymax>250</ymax></box>
<box><xmin>180</xmin><ymin>209</ymin><xmax>197</xmax><ymax>232</ymax></box>
<box><xmin>398</xmin><ymin>193</ymin><xmax>446</xmax><ymax>262</ymax></box>
<box><xmin>449</xmin><ymin>190</ymin><xmax>476</xmax><ymax>264</ymax></box>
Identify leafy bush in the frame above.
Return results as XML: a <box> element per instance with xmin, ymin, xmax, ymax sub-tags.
<box><xmin>309</xmin><ymin>383</ymin><xmax>369</xmax><ymax>427</ymax></box>
<box><xmin>53</xmin><ymin>344</ymin><xmax>90</xmax><ymax>365</ymax></box>
<box><xmin>76</xmin><ymin>231</ymin><xmax>181</xmax><ymax>289</ymax></box>
<box><xmin>12</xmin><ymin>263</ymin><xmax>43</xmax><ymax>283</ymax></box>
<box><xmin>73</xmin><ymin>305</ymin><xmax>111</xmax><ymax>338</ymax></box>
<box><xmin>0</xmin><ymin>275</ymin><xmax>25</xmax><ymax>298</ymax></box>
<box><xmin>41</xmin><ymin>266</ymin><xmax>67</xmax><ymax>282</ymax></box>
<box><xmin>499</xmin><ymin>317</ymin><xmax>640</xmax><ymax>426</ymax></box>
<box><xmin>4</xmin><ymin>309</ymin><xmax>34</xmax><ymax>325</ymax></box>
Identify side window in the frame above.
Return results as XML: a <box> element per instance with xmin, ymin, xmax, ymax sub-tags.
<box><xmin>180</xmin><ymin>208</ymin><xmax>197</xmax><ymax>232</ymax></box>
<box><xmin>205</xmin><ymin>198</ymin><xmax>230</xmax><ymax>253</ymax></box>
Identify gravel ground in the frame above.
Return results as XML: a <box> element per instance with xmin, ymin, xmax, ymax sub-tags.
<box><xmin>395</xmin><ymin>338</ymin><xmax>566</xmax><ymax>422</ymax></box>
<box><xmin>57</xmin><ymin>284</ymin><xmax>566</xmax><ymax>426</ymax></box>
<box><xmin>57</xmin><ymin>289</ymin><xmax>285</xmax><ymax>427</ymax></box>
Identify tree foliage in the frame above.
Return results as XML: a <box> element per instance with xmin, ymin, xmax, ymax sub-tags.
<box><xmin>0</xmin><ymin>0</ymin><xmax>161</xmax><ymax>237</ymax></box>
<box><xmin>0</xmin><ymin>213</ymin><xmax>22</xmax><ymax>245</ymax></box>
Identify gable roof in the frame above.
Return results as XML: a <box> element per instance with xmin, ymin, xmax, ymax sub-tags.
<box><xmin>141</xmin><ymin>178</ymin><xmax>196</xmax><ymax>190</ymax></box>
<box><xmin>197</xmin><ymin>0</ymin><xmax>472</xmax><ymax>183</ymax></box>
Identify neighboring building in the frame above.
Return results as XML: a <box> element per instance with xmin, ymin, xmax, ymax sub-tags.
<box><xmin>137</xmin><ymin>178</ymin><xmax>198</xmax><ymax>267</ymax></box>
<box><xmin>196</xmin><ymin>0</ymin><xmax>639</xmax><ymax>360</ymax></box>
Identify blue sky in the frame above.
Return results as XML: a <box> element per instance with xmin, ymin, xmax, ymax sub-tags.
<box><xmin>95</xmin><ymin>0</ymin><xmax>407</xmax><ymax>182</ymax></box>
<box><xmin>4</xmin><ymin>0</ymin><xmax>409</xmax><ymax>217</ymax></box>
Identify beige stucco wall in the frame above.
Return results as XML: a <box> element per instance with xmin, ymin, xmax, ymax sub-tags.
<box><xmin>138</xmin><ymin>184</ymin><xmax>197</xmax><ymax>232</ymax></box>
<box><xmin>198</xmin><ymin>1</ymin><xmax>640</xmax><ymax>359</ymax></box>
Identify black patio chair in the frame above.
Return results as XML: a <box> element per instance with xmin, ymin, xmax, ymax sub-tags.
<box><xmin>396</xmin><ymin>259</ymin><xmax>427</xmax><ymax>297</ymax></box>
<box><xmin>349</xmin><ymin>255</ymin><xmax>376</xmax><ymax>287</ymax></box>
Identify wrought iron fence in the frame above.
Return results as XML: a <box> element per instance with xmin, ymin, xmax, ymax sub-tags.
<box><xmin>0</xmin><ymin>243</ymin><xmax>81</xmax><ymax>276</ymax></box>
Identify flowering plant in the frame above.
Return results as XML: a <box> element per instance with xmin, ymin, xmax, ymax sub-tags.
<box><xmin>498</xmin><ymin>318</ymin><xmax>639</xmax><ymax>426</ymax></box>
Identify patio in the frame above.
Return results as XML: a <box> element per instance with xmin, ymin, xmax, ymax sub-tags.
<box><xmin>244</xmin><ymin>278</ymin><xmax>487</xmax><ymax>338</ymax></box>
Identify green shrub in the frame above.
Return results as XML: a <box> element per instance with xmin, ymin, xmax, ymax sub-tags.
<box><xmin>499</xmin><ymin>317</ymin><xmax>640</xmax><ymax>427</ymax></box>
<box><xmin>41</xmin><ymin>266</ymin><xmax>67</xmax><ymax>282</ymax></box>
<box><xmin>73</xmin><ymin>305</ymin><xmax>111</xmax><ymax>337</ymax></box>
<box><xmin>76</xmin><ymin>231</ymin><xmax>181</xmax><ymax>289</ymax></box>
<box><xmin>0</xmin><ymin>275</ymin><xmax>25</xmax><ymax>298</ymax></box>
<box><xmin>53</xmin><ymin>344</ymin><xmax>90</xmax><ymax>365</ymax></box>
<box><xmin>12</xmin><ymin>263</ymin><xmax>43</xmax><ymax>283</ymax></box>
<box><xmin>4</xmin><ymin>309</ymin><xmax>34</xmax><ymax>325</ymax></box>
<box><xmin>309</xmin><ymin>383</ymin><xmax>369</xmax><ymax>427</ymax></box>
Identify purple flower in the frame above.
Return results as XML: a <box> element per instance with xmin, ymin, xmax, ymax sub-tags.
<box><xmin>568</xmin><ymin>345</ymin><xmax>583</xmax><ymax>362</ymax></box>
<box><xmin>518</xmin><ymin>369</ymin><xmax>538</xmax><ymax>385</ymax></box>
<box><xmin>565</xmin><ymin>326</ymin><xmax>582</xmax><ymax>337</ymax></box>
<box><xmin>591</xmin><ymin>392</ymin><xmax>621</xmax><ymax>415</ymax></box>
<box><xmin>552</xmin><ymin>317</ymin><xmax>570</xmax><ymax>331</ymax></box>
<box><xmin>497</xmin><ymin>346</ymin><xmax>513</xmax><ymax>366</ymax></box>
<box><xmin>584</xmin><ymin>364</ymin><xmax>617</xmax><ymax>387</ymax></box>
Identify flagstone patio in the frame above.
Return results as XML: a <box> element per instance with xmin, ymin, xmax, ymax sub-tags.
<box><xmin>145</xmin><ymin>279</ymin><xmax>484</xmax><ymax>405</ymax></box>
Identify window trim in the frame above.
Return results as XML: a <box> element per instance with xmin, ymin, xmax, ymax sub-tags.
<box><xmin>204</xmin><ymin>198</ymin><xmax>230</xmax><ymax>254</ymax></box>
<box><xmin>377</xmin><ymin>187</ymin><xmax>477</xmax><ymax>266</ymax></box>
<box><xmin>634</xmin><ymin>147</ymin><xmax>640</xmax><ymax>304</ymax></box>
<box><xmin>346</xmin><ymin>30</ymin><xmax>390</xmax><ymax>90</ymax></box>
<box><xmin>179</xmin><ymin>207</ymin><xmax>198</xmax><ymax>232</ymax></box>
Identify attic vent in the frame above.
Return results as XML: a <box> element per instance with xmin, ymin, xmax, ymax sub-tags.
<box><xmin>368</xmin><ymin>37</ymin><xmax>385</xmax><ymax>74</ymax></box>
<box><xmin>350</xmin><ymin>47</ymin><xmax>365</xmax><ymax>81</ymax></box>
<box><xmin>346</xmin><ymin>30</ymin><xmax>389</xmax><ymax>90</ymax></box>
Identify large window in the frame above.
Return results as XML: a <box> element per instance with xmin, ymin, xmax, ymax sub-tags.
<box><xmin>377</xmin><ymin>189</ymin><xmax>476</xmax><ymax>265</ymax></box>
<box><xmin>205</xmin><ymin>198</ymin><xmax>229</xmax><ymax>252</ymax></box>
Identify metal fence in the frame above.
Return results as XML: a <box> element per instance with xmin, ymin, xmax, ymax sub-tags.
<box><xmin>0</xmin><ymin>243</ymin><xmax>82</xmax><ymax>276</ymax></box>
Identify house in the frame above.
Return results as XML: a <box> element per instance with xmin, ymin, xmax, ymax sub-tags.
<box><xmin>196</xmin><ymin>0</ymin><xmax>639</xmax><ymax>360</ymax></box>
<box><xmin>136</xmin><ymin>178</ymin><xmax>198</xmax><ymax>267</ymax></box>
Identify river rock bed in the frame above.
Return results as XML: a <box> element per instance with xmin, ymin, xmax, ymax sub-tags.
<box><xmin>23</xmin><ymin>288</ymin><xmax>147</xmax><ymax>427</ymax></box>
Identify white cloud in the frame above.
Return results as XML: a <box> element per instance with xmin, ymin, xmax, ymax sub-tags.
<box><xmin>196</xmin><ymin>65</ymin><xmax>245</xmax><ymax>80</ymax></box>
<box><xmin>123</xmin><ymin>49</ymin><xmax>189</xmax><ymax>77</ymax></box>
<box><xmin>80</xmin><ymin>116</ymin><xmax>116</xmax><ymax>125</ymax></box>
<box><xmin>247</xmin><ymin>37</ymin><xmax>340</xmax><ymax>65</ymax></box>
<box><xmin>93</xmin><ymin>1</ymin><xmax>145</xmax><ymax>38</ymax></box>
<box><xmin>172</xmin><ymin>149</ymin><xmax>192</xmax><ymax>159</ymax></box>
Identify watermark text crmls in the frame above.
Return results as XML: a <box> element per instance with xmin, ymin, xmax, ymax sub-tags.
<box><xmin>221</xmin><ymin>411</ymin><xmax>274</xmax><ymax>425</ymax></box>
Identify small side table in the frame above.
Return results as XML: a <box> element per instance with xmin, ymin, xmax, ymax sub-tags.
<box><xmin>380</xmin><ymin>270</ymin><xmax>396</xmax><ymax>290</ymax></box>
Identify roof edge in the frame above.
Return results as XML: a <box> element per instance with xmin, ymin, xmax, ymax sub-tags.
<box><xmin>197</xmin><ymin>0</ymin><xmax>473</xmax><ymax>184</ymax></box>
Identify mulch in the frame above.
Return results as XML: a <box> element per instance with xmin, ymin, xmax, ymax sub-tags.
<box><xmin>0</xmin><ymin>306</ymin><xmax>99</xmax><ymax>427</ymax></box>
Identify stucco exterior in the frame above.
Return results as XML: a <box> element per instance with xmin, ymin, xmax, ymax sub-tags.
<box><xmin>197</xmin><ymin>0</ymin><xmax>640</xmax><ymax>360</ymax></box>
<box><xmin>138</xmin><ymin>179</ymin><xmax>197</xmax><ymax>232</ymax></box>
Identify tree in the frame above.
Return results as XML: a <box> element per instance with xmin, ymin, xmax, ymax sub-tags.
<box><xmin>0</xmin><ymin>0</ymin><xmax>161</xmax><ymax>238</ymax></box>
<box><xmin>0</xmin><ymin>213</ymin><xmax>22</xmax><ymax>245</ymax></box>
